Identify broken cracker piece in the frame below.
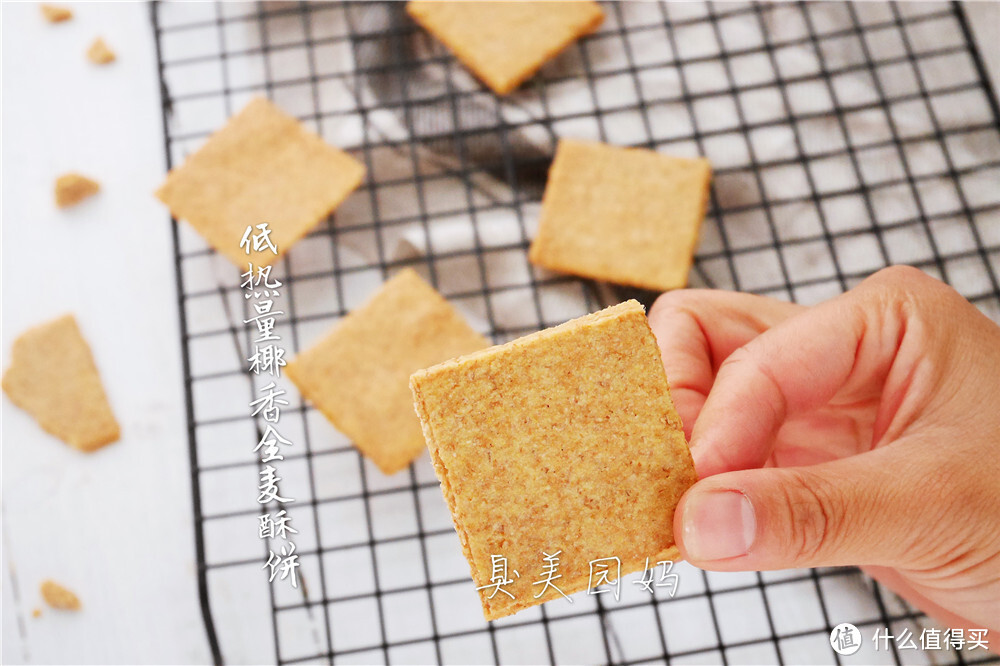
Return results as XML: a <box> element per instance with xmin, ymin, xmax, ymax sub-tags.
<box><xmin>86</xmin><ymin>37</ymin><xmax>116</xmax><ymax>65</ymax></box>
<box><xmin>410</xmin><ymin>300</ymin><xmax>696</xmax><ymax>620</ymax></box>
<box><xmin>529</xmin><ymin>139</ymin><xmax>712</xmax><ymax>292</ymax></box>
<box><xmin>155</xmin><ymin>96</ymin><xmax>365</xmax><ymax>268</ymax></box>
<box><xmin>406</xmin><ymin>1</ymin><xmax>604</xmax><ymax>95</ymax></box>
<box><xmin>286</xmin><ymin>268</ymin><xmax>488</xmax><ymax>475</ymax></box>
<box><xmin>2</xmin><ymin>315</ymin><xmax>120</xmax><ymax>452</ymax></box>
<box><xmin>54</xmin><ymin>173</ymin><xmax>100</xmax><ymax>208</ymax></box>
<box><xmin>41</xmin><ymin>4</ymin><xmax>72</xmax><ymax>23</ymax></box>
<box><xmin>40</xmin><ymin>580</ymin><xmax>81</xmax><ymax>611</ymax></box>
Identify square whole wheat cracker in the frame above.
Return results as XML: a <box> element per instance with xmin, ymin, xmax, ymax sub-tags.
<box><xmin>285</xmin><ymin>268</ymin><xmax>488</xmax><ymax>475</ymax></box>
<box><xmin>529</xmin><ymin>139</ymin><xmax>712</xmax><ymax>292</ymax></box>
<box><xmin>410</xmin><ymin>300</ymin><xmax>696</xmax><ymax>620</ymax></box>
<box><xmin>2</xmin><ymin>315</ymin><xmax>120</xmax><ymax>452</ymax></box>
<box><xmin>155</xmin><ymin>97</ymin><xmax>365</xmax><ymax>268</ymax></box>
<box><xmin>406</xmin><ymin>1</ymin><xmax>604</xmax><ymax>95</ymax></box>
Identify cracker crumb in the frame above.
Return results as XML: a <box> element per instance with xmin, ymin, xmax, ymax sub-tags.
<box><xmin>41</xmin><ymin>4</ymin><xmax>72</xmax><ymax>23</ymax></box>
<box><xmin>54</xmin><ymin>173</ymin><xmax>100</xmax><ymax>208</ymax></box>
<box><xmin>40</xmin><ymin>580</ymin><xmax>81</xmax><ymax>611</ymax></box>
<box><xmin>410</xmin><ymin>300</ymin><xmax>696</xmax><ymax>620</ymax></box>
<box><xmin>86</xmin><ymin>37</ymin><xmax>116</xmax><ymax>65</ymax></box>
<box><xmin>2</xmin><ymin>315</ymin><xmax>120</xmax><ymax>452</ymax></box>
<box><xmin>32</xmin><ymin>608</ymin><xmax>42</xmax><ymax>618</ymax></box>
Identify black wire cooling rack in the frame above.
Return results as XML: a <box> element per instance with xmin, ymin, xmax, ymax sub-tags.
<box><xmin>152</xmin><ymin>2</ymin><xmax>1000</xmax><ymax>664</ymax></box>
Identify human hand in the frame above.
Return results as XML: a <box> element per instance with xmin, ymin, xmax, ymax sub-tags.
<box><xmin>648</xmin><ymin>265</ymin><xmax>1000</xmax><ymax>635</ymax></box>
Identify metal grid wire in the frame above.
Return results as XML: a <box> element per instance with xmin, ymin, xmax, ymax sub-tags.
<box><xmin>152</xmin><ymin>2</ymin><xmax>1000</xmax><ymax>664</ymax></box>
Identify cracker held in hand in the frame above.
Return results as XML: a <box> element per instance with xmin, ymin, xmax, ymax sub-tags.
<box><xmin>156</xmin><ymin>97</ymin><xmax>365</xmax><ymax>268</ymax></box>
<box><xmin>286</xmin><ymin>269</ymin><xmax>488</xmax><ymax>475</ymax></box>
<box><xmin>529</xmin><ymin>139</ymin><xmax>712</xmax><ymax>292</ymax></box>
<box><xmin>406</xmin><ymin>1</ymin><xmax>604</xmax><ymax>95</ymax></box>
<box><xmin>2</xmin><ymin>315</ymin><xmax>120</xmax><ymax>452</ymax></box>
<box><xmin>410</xmin><ymin>300</ymin><xmax>696</xmax><ymax>620</ymax></box>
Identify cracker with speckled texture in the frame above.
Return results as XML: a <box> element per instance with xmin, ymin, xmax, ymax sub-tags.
<box><xmin>529</xmin><ymin>139</ymin><xmax>712</xmax><ymax>292</ymax></box>
<box><xmin>2</xmin><ymin>315</ymin><xmax>119</xmax><ymax>452</ymax></box>
<box><xmin>286</xmin><ymin>269</ymin><xmax>488</xmax><ymax>475</ymax></box>
<box><xmin>155</xmin><ymin>97</ymin><xmax>365</xmax><ymax>268</ymax></box>
<box><xmin>406</xmin><ymin>1</ymin><xmax>604</xmax><ymax>95</ymax></box>
<box><xmin>410</xmin><ymin>300</ymin><xmax>696</xmax><ymax>620</ymax></box>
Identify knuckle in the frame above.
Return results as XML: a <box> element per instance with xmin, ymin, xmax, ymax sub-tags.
<box><xmin>649</xmin><ymin>289</ymin><xmax>708</xmax><ymax>321</ymax></box>
<box><xmin>861</xmin><ymin>265</ymin><xmax>942</xmax><ymax>308</ymax></box>
<box><xmin>856</xmin><ymin>266</ymin><xmax>924</xmax><ymax>326</ymax></box>
<box><xmin>717</xmin><ymin>342</ymin><xmax>778</xmax><ymax>394</ymax></box>
<box><xmin>713</xmin><ymin>347</ymin><xmax>748</xmax><ymax>390</ymax></box>
<box><xmin>869</xmin><ymin>264</ymin><xmax>927</xmax><ymax>285</ymax></box>
<box><xmin>859</xmin><ymin>267</ymin><xmax>914</xmax><ymax>305</ymax></box>
<box><xmin>775</xmin><ymin>469</ymin><xmax>844</xmax><ymax>565</ymax></box>
<box><xmin>857</xmin><ymin>266</ymin><xmax>968</xmax><ymax>347</ymax></box>
<box><xmin>716</xmin><ymin>343</ymin><xmax>753</xmax><ymax>375</ymax></box>
<box><xmin>648</xmin><ymin>289</ymin><xmax>717</xmax><ymax>335</ymax></box>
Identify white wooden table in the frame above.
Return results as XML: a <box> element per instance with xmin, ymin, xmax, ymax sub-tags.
<box><xmin>2</xmin><ymin>3</ymin><xmax>210</xmax><ymax>663</ymax></box>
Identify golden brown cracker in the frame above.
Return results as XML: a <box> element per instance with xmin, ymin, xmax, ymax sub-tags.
<box><xmin>529</xmin><ymin>139</ymin><xmax>712</xmax><ymax>292</ymax></box>
<box><xmin>41</xmin><ymin>4</ymin><xmax>72</xmax><ymax>23</ymax></box>
<box><xmin>2</xmin><ymin>315</ymin><xmax>120</xmax><ymax>452</ymax></box>
<box><xmin>410</xmin><ymin>300</ymin><xmax>696</xmax><ymax>620</ymax></box>
<box><xmin>285</xmin><ymin>268</ymin><xmax>489</xmax><ymax>475</ymax></box>
<box><xmin>406</xmin><ymin>1</ymin><xmax>604</xmax><ymax>95</ymax></box>
<box><xmin>155</xmin><ymin>97</ymin><xmax>365</xmax><ymax>268</ymax></box>
<box><xmin>40</xmin><ymin>580</ymin><xmax>81</xmax><ymax>611</ymax></box>
<box><xmin>54</xmin><ymin>173</ymin><xmax>100</xmax><ymax>208</ymax></box>
<box><xmin>86</xmin><ymin>37</ymin><xmax>116</xmax><ymax>65</ymax></box>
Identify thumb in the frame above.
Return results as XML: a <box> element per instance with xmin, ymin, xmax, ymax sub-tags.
<box><xmin>674</xmin><ymin>445</ymin><xmax>949</xmax><ymax>571</ymax></box>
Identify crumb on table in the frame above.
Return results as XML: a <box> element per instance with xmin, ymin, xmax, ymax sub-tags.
<box><xmin>40</xmin><ymin>580</ymin><xmax>81</xmax><ymax>611</ymax></box>
<box><xmin>86</xmin><ymin>37</ymin><xmax>116</xmax><ymax>65</ymax></box>
<box><xmin>2</xmin><ymin>314</ymin><xmax>120</xmax><ymax>452</ymax></box>
<box><xmin>54</xmin><ymin>173</ymin><xmax>100</xmax><ymax>208</ymax></box>
<box><xmin>41</xmin><ymin>4</ymin><xmax>72</xmax><ymax>23</ymax></box>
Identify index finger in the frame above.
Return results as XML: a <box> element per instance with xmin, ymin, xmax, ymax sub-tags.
<box><xmin>648</xmin><ymin>289</ymin><xmax>804</xmax><ymax>440</ymax></box>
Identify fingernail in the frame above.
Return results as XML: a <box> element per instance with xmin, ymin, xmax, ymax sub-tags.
<box><xmin>690</xmin><ymin>444</ymin><xmax>708</xmax><ymax>476</ymax></box>
<box><xmin>682</xmin><ymin>490</ymin><xmax>756</xmax><ymax>562</ymax></box>
<box><xmin>689</xmin><ymin>440</ymin><xmax>721</xmax><ymax>479</ymax></box>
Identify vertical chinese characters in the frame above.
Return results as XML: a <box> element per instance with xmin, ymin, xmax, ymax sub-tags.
<box><xmin>241</xmin><ymin>223</ymin><xmax>300</xmax><ymax>589</ymax></box>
